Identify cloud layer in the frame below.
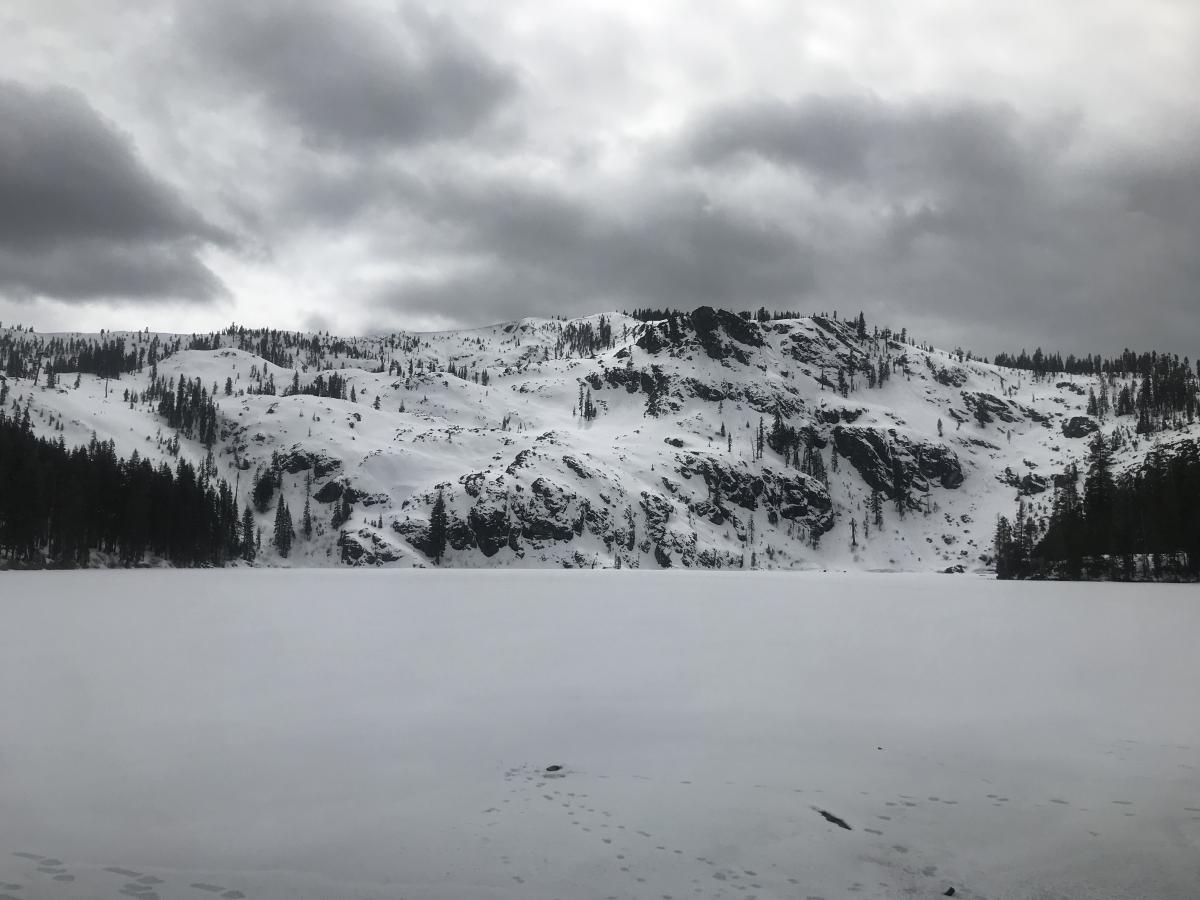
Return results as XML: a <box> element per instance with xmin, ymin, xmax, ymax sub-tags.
<box><xmin>1</xmin><ymin>0</ymin><xmax>1197</xmax><ymax>355</ymax></box>
<box><xmin>0</xmin><ymin>81</ymin><xmax>227</xmax><ymax>303</ymax></box>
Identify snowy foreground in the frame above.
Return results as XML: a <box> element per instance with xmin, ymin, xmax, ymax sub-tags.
<box><xmin>1</xmin><ymin>572</ymin><xmax>1197</xmax><ymax>900</ymax></box>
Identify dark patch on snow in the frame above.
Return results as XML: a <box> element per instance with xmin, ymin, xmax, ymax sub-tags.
<box><xmin>814</xmin><ymin>808</ymin><xmax>852</xmax><ymax>830</ymax></box>
<box><xmin>1062</xmin><ymin>416</ymin><xmax>1100</xmax><ymax>438</ymax></box>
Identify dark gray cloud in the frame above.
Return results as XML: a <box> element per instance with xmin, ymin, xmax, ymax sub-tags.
<box><xmin>679</xmin><ymin>94</ymin><xmax>1200</xmax><ymax>355</ymax></box>
<box><xmin>0</xmin><ymin>80</ymin><xmax>228</xmax><ymax>303</ymax></box>
<box><xmin>0</xmin><ymin>240</ymin><xmax>226</xmax><ymax>303</ymax></box>
<box><xmin>683</xmin><ymin>95</ymin><xmax>1047</xmax><ymax>198</ymax></box>
<box><xmin>177</xmin><ymin>0</ymin><xmax>517</xmax><ymax>149</ymax></box>
<box><xmin>369</xmin><ymin>175</ymin><xmax>815</xmax><ymax>323</ymax></box>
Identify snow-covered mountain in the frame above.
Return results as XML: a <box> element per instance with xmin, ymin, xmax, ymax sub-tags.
<box><xmin>4</xmin><ymin>309</ymin><xmax>1194</xmax><ymax>570</ymax></box>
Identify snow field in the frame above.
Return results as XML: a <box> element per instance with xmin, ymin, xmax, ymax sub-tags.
<box><xmin>1</xmin><ymin>571</ymin><xmax>1198</xmax><ymax>899</ymax></box>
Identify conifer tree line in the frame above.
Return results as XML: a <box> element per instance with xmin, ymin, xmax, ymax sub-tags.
<box><xmin>1</xmin><ymin>328</ymin><xmax>177</xmax><ymax>380</ymax></box>
<box><xmin>153</xmin><ymin>376</ymin><xmax>221</xmax><ymax>446</ymax></box>
<box><xmin>558</xmin><ymin>316</ymin><xmax>615</xmax><ymax>356</ymax></box>
<box><xmin>626</xmin><ymin>307</ymin><xmax>861</xmax><ymax>324</ymax></box>
<box><xmin>0</xmin><ymin>411</ymin><xmax>240</xmax><ymax>567</ymax></box>
<box><xmin>994</xmin><ymin>436</ymin><xmax>1200</xmax><ymax>581</ymax></box>
<box><xmin>0</xmin><ymin>409</ymin><xmax>320</xmax><ymax>567</ymax></box>
<box><xmin>993</xmin><ymin>346</ymin><xmax>1198</xmax><ymax>381</ymax></box>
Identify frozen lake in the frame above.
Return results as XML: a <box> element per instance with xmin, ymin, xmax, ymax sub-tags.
<box><xmin>0</xmin><ymin>571</ymin><xmax>1197</xmax><ymax>900</ymax></box>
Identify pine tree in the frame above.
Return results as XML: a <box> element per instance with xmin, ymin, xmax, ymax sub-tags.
<box><xmin>241</xmin><ymin>505</ymin><xmax>257</xmax><ymax>561</ymax></box>
<box><xmin>1082</xmin><ymin>434</ymin><xmax>1115</xmax><ymax>554</ymax></box>
<box><xmin>302</xmin><ymin>494</ymin><xmax>313</xmax><ymax>540</ymax></box>
<box><xmin>252</xmin><ymin>467</ymin><xmax>274</xmax><ymax>513</ymax></box>
<box><xmin>274</xmin><ymin>498</ymin><xmax>294</xmax><ymax>557</ymax></box>
<box><xmin>429</xmin><ymin>490</ymin><xmax>448</xmax><ymax>564</ymax></box>
<box><xmin>994</xmin><ymin>515</ymin><xmax>1015</xmax><ymax>578</ymax></box>
<box><xmin>870</xmin><ymin>489</ymin><xmax>883</xmax><ymax>528</ymax></box>
<box><xmin>891</xmin><ymin>457</ymin><xmax>908</xmax><ymax>517</ymax></box>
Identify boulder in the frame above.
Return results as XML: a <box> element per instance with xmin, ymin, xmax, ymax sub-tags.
<box><xmin>313</xmin><ymin>480</ymin><xmax>343</xmax><ymax>504</ymax></box>
<box><xmin>278</xmin><ymin>446</ymin><xmax>341</xmax><ymax>477</ymax></box>
<box><xmin>1062</xmin><ymin>416</ymin><xmax>1100</xmax><ymax>438</ymax></box>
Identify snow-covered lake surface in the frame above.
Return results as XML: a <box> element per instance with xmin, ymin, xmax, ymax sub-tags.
<box><xmin>1</xmin><ymin>571</ymin><xmax>1197</xmax><ymax>900</ymax></box>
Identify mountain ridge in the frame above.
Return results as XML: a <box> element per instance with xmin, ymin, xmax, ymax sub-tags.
<box><xmin>2</xmin><ymin>309</ymin><xmax>1196</xmax><ymax>570</ymax></box>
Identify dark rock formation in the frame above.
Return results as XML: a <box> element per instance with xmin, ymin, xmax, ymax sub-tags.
<box><xmin>278</xmin><ymin>446</ymin><xmax>341</xmax><ymax>477</ymax></box>
<box><xmin>832</xmin><ymin>426</ymin><xmax>964</xmax><ymax>503</ymax></box>
<box><xmin>1062</xmin><ymin>416</ymin><xmax>1100</xmax><ymax>438</ymax></box>
<box><xmin>313</xmin><ymin>480</ymin><xmax>343</xmax><ymax>503</ymax></box>
<box><xmin>341</xmin><ymin>529</ymin><xmax>401</xmax><ymax>566</ymax></box>
<box><xmin>676</xmin><ymin>455</ymin><xmax>835</xmax><ymax>534</ymax></box>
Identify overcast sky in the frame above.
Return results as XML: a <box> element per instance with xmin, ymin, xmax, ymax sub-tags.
<box><xmin>2</xmin><ymin>1</ymin><xmax>1197</xmax><ymax>355</ymax></box>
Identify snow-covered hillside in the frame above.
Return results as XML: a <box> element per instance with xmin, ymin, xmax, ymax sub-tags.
<box><xmin>3</xmin><ymin>310</ymin><xmax>1195</xmax><ymax>569</ymax></box>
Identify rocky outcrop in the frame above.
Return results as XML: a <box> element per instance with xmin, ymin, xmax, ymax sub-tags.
<box><xmin>1002</xmin><ymin>467</ymin><xmax>1049</xmax><ymax>495</ymax></box>
<box><xmin>278</xmin><ymin>445</ymin><xmax>341</xmax><ymax>477</ymax></box>
<box><xmin>676</xmin><ymin>455</ymin><xmax>835</xmax><ymax>535</ymax></box>
<box><xmin>689</xmin><ymin>306</ymin><xmax>764</xmax><ymax>363</ymax></box>
<box><xmin>1062</xmin><ymin>416</ymin><xmax>1100</xmax><ymax>438</ymax></box>
<box><xmin>961</xmin><ymin>391</ymin><xmax>1018</xmax><ymax>424</ymax></box>
<box><xmin>341</xmin><ymin>529</ymin><xmax>401</xmax><ymax>566</ymax></box>
<box><xmin>313</xmin><ymin>480</ymin><xmax>343</xmax><ymax>503</ymax></box>
<box><xmin>832</xmin><ymin>426</ymin><xmax>964</xmax><ymax>505</ymax></box>
<box><xmin>467</xmin><ymin>503</ymin><xmax>510</xmax><ymax>557</ymax></box>
<box><xmin>933</xmin><ymin>366</ymin><xmax>968</xmax><ymax>388</ymax></box>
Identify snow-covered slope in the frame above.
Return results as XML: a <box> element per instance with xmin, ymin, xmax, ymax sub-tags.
<box><xmin>3</xmin><ymin>310</ymin><xmax>1195</xmax><ymax>569</ymax></box>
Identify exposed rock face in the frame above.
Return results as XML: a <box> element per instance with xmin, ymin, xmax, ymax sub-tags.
<box><xmin>1062</xmin><ymin>416</ymin><xmax>1100</xmax><ymax>438</ymax></box>
<box><xmin>278</xmin><ymin>446</ymin><xmax>341</xmax><ymax>477</ymax></box>
<box><xmin>961</xmin><ymin>391</ymin><xmax>1018</xmax><ymax>424</ymax></box>
<box><xmin>690</xmin><ymin>306</ymin><xmax>765</xmax><ymax>363</ymax></box>
<box><xmin>832</xmin><ymin>426</ymin><xmax>964</xmax><ymax>504</ymax></box>
<box><xmin>395</xmin><ymin>463</ymin><xmax>600</xmax><ymax>562</ymax></box>
<box><xmin>934</xmin><ymin>367</ymin><xmax>968</xmax><ymax>388</ymax></box>
<box><xmin>1002</xmin><ymin>468</ymin><xmax>1049</xmax><ymax>495</ymax></box>
<box><xmin>561</xmin><ymin>456</ymin><xmax>592</xmax><ymax>479</ymax></box>
<box><xmin>676</xmin><ymin>455</ymin><xmax>835</xmax><ymax>535</ymax></box>
<box><xmin>467</xmin><ymin>503</ymin><xmax>510</xmax><ymax>557</ymax></box>
<box><xmin>313</xmin><ymin>480</ymin><xmax>343</xmax><ymax>503</ymax></box>
<box><xmin>392</xmin><ymin>516</ymin><xmax>432</xmax><ymax>557</ymax></box>
<box><xmin>634</xmin><ymin>307</ymin><xmax>765</xmax><ymax>365</ymax></box>
<box><xmin>816</xmin><ymin>407</ymin><xmax>865</xmax><ymax>425</ymax></box>
<box><xmin>1020</xmin><ymin>473</ymin><xmax>1049</xmax><ymax>495</ymax></box>
<box><xmin>341</xmin><ymin>529</ymin><xmax>401</xmax><ymax>566</ymax></box>
<box><xmin>317</xmin><ymin>482</ymin><xmax>387</xmax><ymax>507</ymax></box>
<box><xmin>522</xmin><ymin>478</ymin><xmax>577</xmax><ymax>542</ymax></box>
<box><xmin>387</xmin><ymin>440</ymin><xmax>834</xmax><ymax>569</ymax></box>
